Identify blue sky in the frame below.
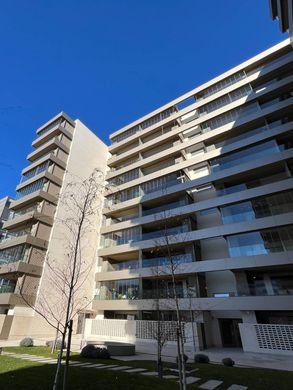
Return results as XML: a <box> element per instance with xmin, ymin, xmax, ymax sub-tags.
<box><xmin>0</xmin><ymin>0</ymin><xmax>286</xmax><ymax>198</ymax></box>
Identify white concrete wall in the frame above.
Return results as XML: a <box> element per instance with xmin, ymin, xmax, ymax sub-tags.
<box><xmin>239</xmin><ymin>323</ymin><xmax>293</xmax><ymax>356</ymax></box>
<box><xmin>30</xmin><ymin>120</ymin><xmax>108</xmax><ymax>336</ymax></box>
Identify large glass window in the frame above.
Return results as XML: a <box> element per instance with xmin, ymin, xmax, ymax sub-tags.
<box><xmin>97</xmin><ymin>279</ymin><xmax>139</xmax><ymax>300</ymax></box>
<box><xmin>0</xmin><ymin>245</ymin><xmax>28</xmax><ymax>264</ymax></box>
<box><xmin>108</xmin><ymin>168</ymin><xmax>140</xmax><ymax>186</ymax></box>
<box><xmin>111</xmin><ymin>108</ymin><xmax>175</xmax><ymax>144</ymax></box>
<box><xmin>21</xmin><ymin>161</ymin><xmax>50</xmax><ymax>183</ymax></box>
<box><xmin>198</xmin><ymin>84</ymin><xmax>252</xmax><ymax>116</ymax></box>
<box><xmin>0</xmin><ymin>278</ymin><xmax>16</xmax><ymax>293</ymax></box>
<box><xmin>221</xmin><ymin>191</ymin><xmax>293</xmax><ymax>224</ymax></box>
<box><xmin>210</xmin><ymin>140</ymin><xmax>280</xmax><ymax>173</ymax></box>
<box><xmin>198</xmin><ymin>70</ymin><xmax>247</xmax><ymax>99</ymax></box>
<box><xmin>216</xmin><ymin>166</ymin><xmax>290</xmax><ymax>197</ymax></box>
<box><xmin>16</xmin><ymin>179</ymin><xmax>46</xmax><ymax>199</ymax></box>
<box><xmin>103</xmin><ymin>227</ymin><xmax>141</xmax><ymax>247</ymax></box>
<box><xmin>227</xmin><ymin>226</ymin><xmax>293</xmax><ymax>257</ymax></box>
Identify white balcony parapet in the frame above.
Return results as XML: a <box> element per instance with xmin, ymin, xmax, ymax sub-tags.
<box><xmin>239</xmin><ymin>323</ymin><xmax>293</xmax><ymax>356</ymax></box>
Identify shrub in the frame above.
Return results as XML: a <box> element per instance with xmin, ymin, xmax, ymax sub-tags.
<box><xmin>96</xmin><ymin>347</ymin><xmax>110</xmax><ymax>359</ymax></box>
<box><xmin>222</xmin><ymin>357</ymin><xmax>235</xmax><ymax>367</ymax></box>
<box><xmin>46</xmin><ymin>339</ymin><xmax>66</xmax><ymax>350</ymax></box>
<box><xmin>176</xmin><ymin>354</ymin><xmax>189</xmax><ymax>365</ymax></box>
<box><xmin>20</xmin><ymin>337</ymin><xmax>34</xmax><ymax>347</ymax></box>
<box><xmin>80</xmin><ymin>344</ymin><xmax>97</xmax><ymax>358</ymax></box>
<box><xmin>80</xmin><ymin>344</ymin><xmax>110</xmax><ymax>359</ymax></box>
<box><xmin>194</xmin><ymin>353</ymin><xmax>210</xmax><ymax>363</ymax></box>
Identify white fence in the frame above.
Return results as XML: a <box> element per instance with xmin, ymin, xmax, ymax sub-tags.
<box><xmin>239</xmin><ymin>323</ymin><xmax>293</xmax><ymax>356</ymax></box>
<box><xmin>84</xmin><ymin>319</ymin><xmax>198</xmax><ymax>356</ymax></box>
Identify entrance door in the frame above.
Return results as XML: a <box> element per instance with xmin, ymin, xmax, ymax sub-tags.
<box><xmin>219</xmin><ymin>319</ymin><xmax>242</xmax><ymax>347</ymax></box>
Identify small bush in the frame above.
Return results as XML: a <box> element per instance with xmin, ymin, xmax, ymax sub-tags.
<box><xmin>20</xmin><ymin>337</ymin><xmax>34</xmax><ymax>347</ymax></box>
<box><xmin>222</xmin><ymin>357</ymin><xmax>235</xmax><ymax>367</ymax></box>
<box><xmin>96</xmin><ymin>347</ymin><xmax>110</xmax><ymax>359</ymax></box>
<box><xmin>46</xmin><ymin>339</ymin><xmax>66</xmax><ymax>350</ymax></box>
<box><xmin>176</xmin><ymin>354</ymin><xmax>189</xmax><ymax>365</ymax></box>
<box><xmin>80</xmin><ymin>344</ymin><xmax>110</xmax><ymax>359</ymax></box>
<box><xmin>194</xmin><ymin>353</ymin><xmax>210</xmax><ymax>363</ymax></box>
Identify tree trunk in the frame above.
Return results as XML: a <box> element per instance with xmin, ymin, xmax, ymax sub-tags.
<box><xmin>63</xmin><ymin>319</ymin><xmax>73</xmax><ymax>390</ymax></box>
<box><xmin>52</xmin><ymin>329</ymin><xmax>67</xmax><ymax>390</ymax></box>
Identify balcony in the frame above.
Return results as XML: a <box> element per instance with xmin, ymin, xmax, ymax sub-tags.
<box><xmin>103</xmin><ymin>260</ymin><xmax>140</xmax><ymax>272</ymax></box>
<box><xmin>0</xmin><ymin>252</ymin><xmax>28</xmax><ymax>266</ymax></box>
<box><xmin>33</xmin><ymin>123</ymin><xmax>73</xmax><ymax>149</ymax></box>
<box><xmin>0</xmin><ymin>234</ymin><xmax>48</xmax><ymax>251</ymax></box>
<box><xmin>142</xmin><ymin>253</ymin><xmax>193</xmax><ymax>268</ymax></box>
<box><xmin>95</xmin><ymin>287</ymin><xmax>192</xmax><ymax>301</ymax></box>
<box><xmin>102</xmin><ymin>224</ymin><xmax>190</xmax><ymax>248</ymax></box>
<box><xmin>93</xmin><ymin>293</ymin><xmax>293</xmax><ymax>312</ymax></box>
<box><xmin>10</xmin><ymin>190</ymin><xmax>58</xmax><ymax>211</ymax></box>
<box><xmin>0</xmin><ymin>284</ymin><xmax>15</xmax><ymax>294</ymax></box>
<box><xmin>27</xmin><ymin>137</ymin><xmax>69</xmax><ymax>162</ymax></box>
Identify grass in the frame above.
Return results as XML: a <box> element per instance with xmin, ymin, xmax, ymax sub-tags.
<box><xmin>1</xmin><ymin>347</ymin><xmax>293</xmax><ymax>389</ymax></box>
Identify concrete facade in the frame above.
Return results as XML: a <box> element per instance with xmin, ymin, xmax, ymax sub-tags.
<box><xmin>0</xmin><ymin>113</ymin><xmax>108</xmax><ymax>340</ymax></box>
<box><xmin>0</xmin><ymin>196</ymin><xmax>12</xmax><ymax>240</ymax></box>
<box><xmin>0</xmin><ymin>39</ymin><xmax>293</xmax><ymax>356</ymax></box>
<box><xmin>270</xmin><ymin>0</ymin><xmax>293</xmax><ymax>46</ymax></box>
<box><xmin>94</xmin><ymin>38</ymin><xmax>293</xmax><ymax>354</ymax></box>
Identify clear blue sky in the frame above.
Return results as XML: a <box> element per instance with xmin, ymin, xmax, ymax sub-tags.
<box><xmin>0</xmin><ymin>0</ymin><xmax>286</xmax><ymax>198</ymax></box>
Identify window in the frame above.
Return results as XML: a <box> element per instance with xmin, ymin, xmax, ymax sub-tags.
<box><xmin>227</xmin><ymin>226</ymin><xmax>293</xmax><ymax>257</ymax></box>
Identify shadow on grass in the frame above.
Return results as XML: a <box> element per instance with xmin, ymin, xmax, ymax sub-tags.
<box><xmin>0</xmin><ymin>359</ymin><xmax>179</xmax><ymax>390</ymax></box>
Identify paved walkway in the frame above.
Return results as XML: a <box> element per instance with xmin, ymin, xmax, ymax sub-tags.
<box><xmin>201</xmin><ymin>348</ymin><xmax>293</xmax><ymax>372</ymax></box>
<box><xmin>114</xmin><ymin>348</ymin><xmax>293</xmax><ymax>372</ymax></box>
<box><xmin>2</xmin><ymin>351</ymin><xmax>247</xmax><ymax>389</ymax></box>
<box><xmin>1</xmin><ymin>338</ymin><xmax>292</xmax><ymax>372</ymax></box>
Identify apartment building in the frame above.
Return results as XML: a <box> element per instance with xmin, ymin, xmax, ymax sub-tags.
<box><xmin>0</xmin><ymin>197</ymin><xmax>14</xmax><ymax>296</ymax></box>
<box><xmin>270</xmin><ymin>0</ymin><xmax>293</xmax><ymax>46</ymax></box>
<box><xmin>0</xmin><ymin>196</ymin><xmax>12</xmax><ymax>240</ymax></box>
<box><xmin>0</xmin><ymin>113</ymin><xmax>108</xmax><ymax>339</ymax></box>
<box><xmin>91</xmin><ymin>38</ymin><xmax>293</xmax><ymax>354</ymax></box>
<box><xmin>0</xmin><ymin>39</ymin><xmax>292</xmax><ymax>356</ymax></box>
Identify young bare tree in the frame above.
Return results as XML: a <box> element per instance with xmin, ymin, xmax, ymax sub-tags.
<box><xmin>18</xmin><ymin>168</ymin><xmax>105</xmax><ymax>390</ymax></box>
<box><xmin>149</xmin><ymin>263</ymin><xmax>177</xmax><ymax>379</ymax></box>
<box><xmin>149</xmin><ymin>210</ymin><xmax>192</xmax><ymax>390</ymax></box>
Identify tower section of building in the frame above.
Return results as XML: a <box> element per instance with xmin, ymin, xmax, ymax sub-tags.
<box><xmin>95</xmin><ymin>39</ymin><xmax>293</xmax><ymax>349</ymax></box>
<box><xmin>0</xmin><ymin>112</ymin><xmax>108</xmax><ymax>339</ymax></box>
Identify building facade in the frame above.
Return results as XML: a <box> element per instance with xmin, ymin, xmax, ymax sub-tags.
<box><xmin>270</xmin><ymin>0</ymin><xmax>293</xmax><ymax>46</ymax></box>
<box><xmin>0</xmin><ymin>113</ymin><xmax>108</xmax><ymax>339</ymax></box>
<box><xmin>0</xmin><ymin>196</ymin><xmax>14</xmax><ymax>297</ymax></box>
<box><xmin>0</xmin><ymin>38</ymin><xmax>293</xmax><ymax>356</ymax></box>
<box><xmin>0</xmin><ymin>196</ymin><xmax>12</xmax><ymax>240</ymax></box>
<box><xmin>92</xmin><ymin>38</ymin><xmax>293</xmax><ymax>354</ymax></box>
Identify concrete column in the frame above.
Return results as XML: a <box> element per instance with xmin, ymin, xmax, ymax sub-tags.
<box><xmin>241</xmin><ymin>310</ymin><xmax>257</xmax><ymax>323</ymax></box>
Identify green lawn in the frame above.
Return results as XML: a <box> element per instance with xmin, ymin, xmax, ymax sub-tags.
<box><xmin>1</xmin><ymin>347</ymin><xmax>293</xmax><ymax>390</ymax></box>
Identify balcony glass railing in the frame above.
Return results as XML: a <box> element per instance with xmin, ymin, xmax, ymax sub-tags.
<box><xmin>106</xmin><ymin>260</ymin><xmax>140</xmax><ymax>271</ymax></box>
<box><xmin>103</xmin><ymin>224</ymin><xmax>190</xmax><ymax>248</ymax></box>
<box><xmin>0</xmin><ymin>230</ymin><xmax>31</xmax><ymax>244</ymax></box>
<box><xmin>0</xmin><ymin>254</ymin><xmax>28</xmax><ymax>266</ymax></box>
<box><xmin>38</xmin><ymin>119</ymin><xmax>62</xmax><ymax>136</ymax></box>
<box><xmin>21</xmin><ymin>161</ymin><xmax>50</xmax><ymax>183</ymax></box>
<box><xmin>8</xmin><ymin>205</ymin><xmax>39</xmax><ymax>220</ymax></box>
<box><xmin>141</xmin><ymin>225</ymin><xmax>189</xmax><ymax>241</ymax></box>
<box><xmin>227</xmin><ymin>225</ymin><xmax>293</xmax><ymax>257</ymax></box>
<box><xmin>16</xmin><ymin>179</ymin><xmax>45</xmax><ymax>200</ymax></box>
<box><xmin>103</xmin><ymin>253</ymin><xmax>193</xmax><ymax>272</ymax></box>
<box><xmin>210</xmin><ymin>140</ymin><xmax>281</xmax><ymax>173</ymax></box>
<box><xmin>142</xmin><ymin>253</ymin><xmax>193</xmax><ymax>268</ymax></box>
<box><xmin>142</xmin><ymin>200</ymin><xmax>186</xmax><ymax>217</ymax></box>
<box><xmin>0</xmin><ymin>285</ymin><xmax>15</xmax><ymax>294</ymax></box>
<box><xmin>220</xmin><ymin>190</ymin><xmax>293</xmax><ymax>225</ymax></box>
<box><xmin>95</xmin><ymin>286</ymin><xmax>197</xmax><ymax>300</ymax></box>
